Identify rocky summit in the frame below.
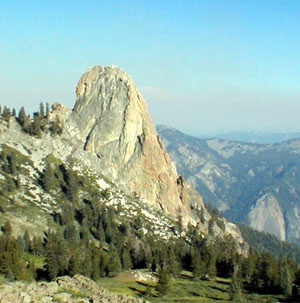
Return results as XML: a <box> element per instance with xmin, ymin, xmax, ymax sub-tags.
<box><xmin>0</xmin><ymin>65</ymin><xmax>245</xmax><ymax>246</ymax></box>
<box><xmin>67</xmin><ymin>66</ymin><xmax>204</xmax><ymax>225</ymax></box>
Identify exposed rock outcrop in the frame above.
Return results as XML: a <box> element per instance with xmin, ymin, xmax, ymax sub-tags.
<box><xmin>0</xmin><ymin>274</ymin><xmax>148</xmax><ymax>303</ymax></box>
<box><xmin>67</xmin><ymin>66</ymin><xmax>204</xmax><ymax>225</ymax></box>
<box><xmin>248</xmin><ymin>194</ymin><xmax>286</xmax><ymax>241</ymax></box>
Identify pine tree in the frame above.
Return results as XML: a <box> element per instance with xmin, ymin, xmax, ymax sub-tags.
<box><xmin>46</xmin><ymin>103</ymin><xmax>50</xmax><ymax>121</ymax></box>
<box><xmin>167</xmin><ymin>247</ymin><xmax>180</xmax><ymax>277</ymax></box>
<box><xmin>32</xmin><ymin>236</ymin><xmax>44</xmax><ymax>256</ymax></box>
<box><xmin>206</xmin><ymin>252</ymin><xmax>217</xmax><ymax>279</ymax></box>
<box><xmin>66</xmin><ymin>168</ymin><xmax>78</xmax><ymax>202</ymax></box>
<box><xmin>121</xmin><ymin>248</ymin><xmax>132</xmax><ymax>270</ymax></box>
<box><xmin>2</xmin><ymin>107</ymin><xmax>11</xmax><ymax>122</ymax></box>
<box><xmin>68</xmin><ymin>251</ymin><xmax>80</xmax><ymax>277</ymax></box>
<box><xmin>229</xmin><ymin>275</ymin><xmax>245</xmax><ymax>302</ymax></box>
<box><xmin>155</xmin><ymin>268</ymin><xmax>171</xmax><ymax>297</ymax></box>
<box><xmin>1</xmin><ymin>149</ymin><xmax>8</xmax><ymax>173</ymax></box>
<box><xmin>91</xmin><ymin>248</ymin><xmax>101</xmax><ymax>280</ymax></box>
<box><xmin>18</xmin><ymin>107</ymin><xmax>26</xmax><ymax>127</ymax></box>
<box><xmin>8</xmin><ymin>153</ymin><xmax>17</xmax><ymax>175</ymax></box>
<box><xmin>31</xmin><ymin>113</ymin><xmax>42</xmax><ymax>138</ymax></box>
<box><xmin>45</xmin><ymin>239</ymin><xmax>59</xmax><ymax>280</ymax></box>
<box><xmin>106</xmin><ymin>249</ymin><xmax>121</xmax><ymax>276</ymax></box>
<box><xmin>40</xmin><ymin>102</ymin><xmax>45</xmax><ymax>119</ymax></box>
<box><xmin>192</xmin><ymin>251</ymin><xmax>203</xmax><ymax>278</ymax></box>
<box><xmin>279</xmin><ymin>263</ymin><xmax>292</xmax><ymax>298</ymax></box>
<box><xmin>42</xmin><ymin>161</ymin><xmax>54</xmax><ymax>192</ymax></box>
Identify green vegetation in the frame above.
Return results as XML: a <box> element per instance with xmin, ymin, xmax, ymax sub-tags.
<box><xmin>97</xmin><ymin>272</ymin><xmax>287</xmax><ymax>302</ymax></box>
<box><xmin>239</xmin><ymin>224</ymin><xmax>300</xmax><ymax>264</ymax></box>
<box><xmin>1</xmin><ymin>104</ymin><xmax>300</xmax><ymax>302</ymax></box>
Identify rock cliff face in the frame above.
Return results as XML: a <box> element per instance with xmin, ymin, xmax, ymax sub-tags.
<box><xmin>248</xmin><ymin>194</ymin><xmax>286</xmax><ymax>241</ymax></box>
<box><xmin>158</xmin><ymin>125</ymin><xmax>300</xmax><ymax>243</ymax></box>
<box><xmin>0</xmin><ymin>66</ymin><xmax>246</xmax><ymax>248</ymax></box>
<box><xmin>67</xmin><ymin>66</ymin><xmax>202</xmax><ymax>224</ymax></box>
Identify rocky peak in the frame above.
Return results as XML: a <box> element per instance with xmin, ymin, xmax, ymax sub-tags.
<box><xmin>50</xmin><ymin>102</ymin><xmax>72</xmax><ymax>123</ymax></box>
<box><xmin>66</xmin><ymin>66</ymin><xmax>209</xmax><ymax>225</ymax></box>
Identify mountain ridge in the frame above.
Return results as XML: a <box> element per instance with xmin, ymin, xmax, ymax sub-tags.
<box><xmin>0</xmin><ymin>66</ymin><xmax>245</xmax><ymax>247</ymax></box>
<box><xmin>157</xmin><ymin>125</ymin><xmax>300</xmax><ymax>243</ymax></box>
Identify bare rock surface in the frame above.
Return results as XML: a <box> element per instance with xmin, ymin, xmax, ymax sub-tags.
<box><xmin>248</xmin><ymin>194</ymin><xmax>286</xmax><ymax>241</ymax></box>
<box><xmin>0</xmin><ymin>274</ymin><xmax>148</xmax><ymax>303</ymax></box>
<box><xmin>66</xmin><ymin>66</ymin><xmax>206</xmax><ymax>225</ymax></box>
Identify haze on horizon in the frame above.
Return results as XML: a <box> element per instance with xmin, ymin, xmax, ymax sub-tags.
<box><xmin>1</xmin><ymin>1</ymin><xmax>299</xmax><ymax>137</ymax></box>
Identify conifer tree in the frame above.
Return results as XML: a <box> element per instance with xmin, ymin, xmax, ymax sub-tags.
<box><xmin>32</xmin><ymin>236</ymin><xmax>44</xmax><ymax>256</ymax></box>
<box><xmin>66</xmin><ymin>167</ymin><xmax>78</xmax><ymax>202</ymax></box>
<box><xmin>192</xmin><ymin>251</ymin><xmax>203</xmax><ymax>278</ymax></box>
<box><xmin>279</xmin><ymin>263</ymin><xmax>292</xmax><ymax>298</ymax></box>
<box><xmin>1</xmin><ymin>149</ymin><xmax>8</xmax><ymax>173</ymax></box>
<box><xmin>2</xmin><ymin>106</ymin><xmax>11</xmax><ymax>122</ymax></box>
<box><xmin>8</xmin><ymin>153</ymin><xmax>17</xmax><ymax>175</ymax></box>
<box><xmin>229</xmin><ymin>274</ymin><xmax>245</xmax><ymax>302</ymax></box>
<box><xmin>23</xmin><ymin>230</ymin><xmax>31</xmax><ymax>252</ymax></box>
<box><xmin>68</xmin><ymin>251</ymin><xmax>81</xmax><ymax>277</ymax></box>
<box><xmin>206</xmin><ymin>251</ymin><xmax>217</xmax><ymax>279</ymax></box>
<box><xmin>45</xmin><ymin>239</ymin><xmax>59</xmax><ymax>280</ymax></box>
<box><xmin>155</xmin><ymin>268</ymin><xmax>171</xmax><ymax>297</ymax></box>
<box><xmin>167</xmin><ymin>247</ymin><xmax>180</xmax><ymax>277</ymax></box>
<box><xmin>121</xmin><ymin>248</ymin><xmax>133</xmax><ymax>270</ymax></box>
<box><xmin>18</xmin><ymin>107</ymin><xmax>26</xmax><ymax>127</ymax></box>
<box><xmin>91</xmin><ymin>248</ymin><xmax>101</xmax><ymax>280</ymax></box>
<box><xmin>106</xmin><ymin>249</ymin><xmax>121</xmax><ymax>276</ymax></box>
<box><xmin>42</xmin><ymin>161</ymin><xmax>54</xmax><ymax>192</ymax></box>
<box><xmin>40</xmin><ymin>102</ymin><xmax>45</xmax><ymax>119</ymax></box>
<box><xmin>46</xmin><ymin>103</ymin><xmax>50</xmax><ymax>121</ymax></box>
<box><xmin>31</xmin><ymin>113</ymin><xmax>42</xmax><ymax>138</ymax></box>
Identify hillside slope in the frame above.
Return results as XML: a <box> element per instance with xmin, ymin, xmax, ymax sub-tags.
<box><xmin>158</xmin><ymin>125</ymin><xmax>300</xmax><ymax>243</ymax></box>
<box><xmin>0</xmin><ymin>66</ymin><xmax>244</xmax><ymax>246</ymax></box>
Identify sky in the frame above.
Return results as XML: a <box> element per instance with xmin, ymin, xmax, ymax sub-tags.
<box><xmin>1</xmin><ymin>0</ymin><xmax>300</xmax><ymax>136</ymax></box>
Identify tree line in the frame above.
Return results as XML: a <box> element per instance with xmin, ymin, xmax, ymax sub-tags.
<box><xmin>0</xmin><ymin>103</ymin><xmax>62</xmax><ymax>137</ymax></box>
<box><xmin>1</xmin><ymin>103</ymin><xmax>300</xmax><ymax>299</ymax></box>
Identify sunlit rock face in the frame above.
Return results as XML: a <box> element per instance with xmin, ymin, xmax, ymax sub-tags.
<box><xmin>67</xmin><ymin>66</ymin><xmax>202</xmax><ymax>222</ymax></box>
<box><xmin>63</xmin><ymin>65</ymin><xmax>247</xmax><ymax>251</ymax></box>
<box><xmin>248</xmin><ymin>193</ymin><xmax>286</xmax><ymax>241</ymax></box>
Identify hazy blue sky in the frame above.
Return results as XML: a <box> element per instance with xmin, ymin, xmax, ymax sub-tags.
<box><xmin>1</xmin><ymin>1</ymin><xmax>299</xmax><ymax>135</ymax></box>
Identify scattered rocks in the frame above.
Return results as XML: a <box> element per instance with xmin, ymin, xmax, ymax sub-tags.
<box><xmin>0</xmin><ymin>275</ymin><xmax>148</xmax><ymax>303</ymax></box>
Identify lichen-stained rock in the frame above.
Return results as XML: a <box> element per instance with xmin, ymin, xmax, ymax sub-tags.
<box><xmin>67</xmin><ymin>66</ymin><xmax>205</xmax><ymax>224</ymax></box>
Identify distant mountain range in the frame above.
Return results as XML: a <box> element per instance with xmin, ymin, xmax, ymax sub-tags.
<box><xmin>157</xmin><ymin>125</ymin><xmax>300</xmax><ymax>244</ymax></box>
<box><xmin>212</xmin><ymin>132</ymin><xmax>300</xmax><ymax>144</ymax></box>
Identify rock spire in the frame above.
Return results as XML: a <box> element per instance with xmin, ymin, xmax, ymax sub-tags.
<box><xmin>67</xmin><ymin>66</ymin><xmax>203</xmax><ymax>224</ymax></box>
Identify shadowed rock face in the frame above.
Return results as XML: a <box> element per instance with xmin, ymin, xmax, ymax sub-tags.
<box><xmin>67</xmin><ymin>66</ymin><xmax>203</xmax><ymax>223</ymax></box>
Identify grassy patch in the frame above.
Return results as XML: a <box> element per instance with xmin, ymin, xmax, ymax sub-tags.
<box><xmin>24</xmin><ymin>254</ymin><xmax>45</xmax><ymax>269</ymax></box>
<box><xmin>97</xmin><ymin>271</ymin><xmax>283</xmax><ymax>303</ymax></box>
